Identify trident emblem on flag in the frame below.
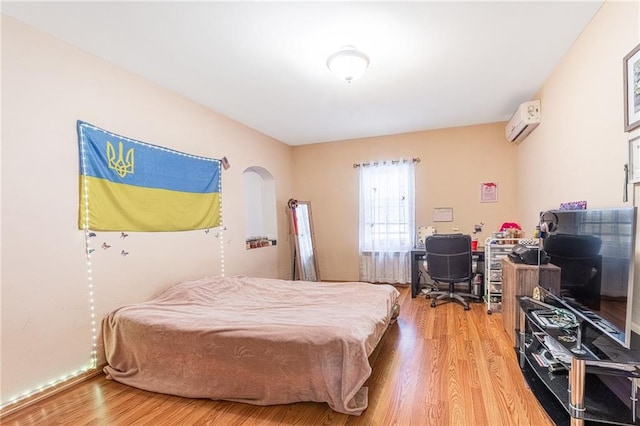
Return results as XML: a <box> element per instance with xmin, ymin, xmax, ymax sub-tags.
<box><xmin>107</xmin><ymin>141</ymin><xmax>134</xmax><ymax>178</ymax></box>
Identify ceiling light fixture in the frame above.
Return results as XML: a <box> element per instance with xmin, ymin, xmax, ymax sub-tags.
<box><xmin>326</xmin><ymin>46</ymin><xmax>369</xmax><ymax>83</ymax></box>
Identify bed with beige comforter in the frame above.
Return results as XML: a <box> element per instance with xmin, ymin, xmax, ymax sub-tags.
<box><xmin>102</xmin><ymin>275</ymin><xmax>399</xmax><ymax>415</ymax></box>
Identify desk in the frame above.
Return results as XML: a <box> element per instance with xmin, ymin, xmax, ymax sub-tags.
<box><xmin>411</xmin><ymin>247</ymin><xmax>484</xmax><ymax>298</ymax></box>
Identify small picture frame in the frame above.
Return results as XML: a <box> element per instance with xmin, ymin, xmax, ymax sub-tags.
<box><xmin>624</xmin><ymin>43</ymin><xmax>640</xmax><ymax>132</ymax></box>
<box><xmin>628</xmin><ymin>133</ymin><xmax>640</xmax><ymax>183</ymax></box>
<box><xmin>433</xmin><ymin>207</ymin><xmax>453</xmax><ymax>222</ymax></box>
<box><xmin>480</xmin><ymin>182</ymin><xmax>498</xmax><ymax>203</ymax></box>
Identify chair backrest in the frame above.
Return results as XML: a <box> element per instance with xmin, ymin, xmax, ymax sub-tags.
<box><xmin>424</xmin><ymin>234</ymin><xmax>472</xmax><ymax>283</ymax></box>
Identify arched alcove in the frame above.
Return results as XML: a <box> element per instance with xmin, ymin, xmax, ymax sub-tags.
<box><xmin>242</xmin><ymin>166</ymin><xmax>277</xmax><ymax>249</ymax></box>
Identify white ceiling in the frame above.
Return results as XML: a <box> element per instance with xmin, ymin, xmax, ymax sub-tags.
<box><xmin>2</xmin><ymin>1</ymin><xmax>604</xmax><ymax>146</ymax></box>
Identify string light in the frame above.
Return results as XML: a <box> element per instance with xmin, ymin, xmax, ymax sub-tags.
<box><xmin>5</xmin><ymin>140</ymin><xmax>223</xmax><ymax>410</ymax></box>
<box><xmin>219</xmin><ymin>160</ymin><xmax>225</xmax><ymax>277</ymax></box>
<box><xmin>80</xmin><ymin>132</ymin><xmax>98</xmax><ymax>369</ymax></box>
<box><xmin>1</xmin><ymin>135</ymin><xmax>100</xmax><ymax>411</ymax></box>
<box><xmin>0</xmin><ymin>368</ymin><xmax>93</xmax><ymax>410</ymax></box>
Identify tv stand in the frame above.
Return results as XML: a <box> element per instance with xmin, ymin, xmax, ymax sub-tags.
<box><xmin>517</xmin><ymin>296</ymin><xmax>640</xmax><ymax>425</ymax></box>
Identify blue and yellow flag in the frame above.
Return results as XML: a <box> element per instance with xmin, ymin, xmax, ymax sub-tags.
<box><xmin>77</xmin><ymin>121</ymin><xmax>221</xmax><ymax>232</ymax></box>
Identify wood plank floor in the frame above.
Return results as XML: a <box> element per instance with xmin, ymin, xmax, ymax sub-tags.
<box><xmin>2</xmin><ymin>286</ymin><xmax>554</xmax><ymax>425</ymax></box>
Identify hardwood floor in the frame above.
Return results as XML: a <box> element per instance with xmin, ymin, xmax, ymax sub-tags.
<box><xmin>2</xmin><ymin>286</ymin><xmax>553</xmax><ymax>425</ymax></box>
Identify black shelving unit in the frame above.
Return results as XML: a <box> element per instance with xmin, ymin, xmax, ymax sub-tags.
<box><xmin>517</xmin><ymin>297</ymin><xmax>640</xmax><ymax>425</ymax></box>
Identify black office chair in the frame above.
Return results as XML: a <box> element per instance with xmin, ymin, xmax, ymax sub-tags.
<box><xmin>424</xmin><ymin>234</ymin><xmax>479</xmax><ymax>310</ymax></box>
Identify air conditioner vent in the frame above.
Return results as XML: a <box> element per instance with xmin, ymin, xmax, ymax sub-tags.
<box><xmin>506</xmin><ymin>100</ymin><xmax>541</xmax><ymax>143</ymax></box>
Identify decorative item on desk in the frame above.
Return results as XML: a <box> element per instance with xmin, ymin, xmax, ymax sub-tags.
<box><xmin>416</xmin><ymin>226</ymin><xmax>437</xmax><ymax>247</ymax></box>
<box><xmin>471</xmin><ymin>233</ymin><xmax>478</xmax><ymax>251</ymax></box>
<box><xmin>533</xmin><ymin>225</ymin><xmax>542</xmax><ymax>238</ymax></box>
<box><xmin>499</xmin><ymin>222</ymin><xmax>522</xmax><ymax>243</ymax></box>
<box><xmin>499</xmin><ymin>222</ymin><xmax>521</xmax><ymax>232</ymax></box>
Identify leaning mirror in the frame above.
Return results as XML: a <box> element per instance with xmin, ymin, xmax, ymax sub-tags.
<box><xmin>287</xmin><ymin>199</ymin><xmax>320</xmax><ymax>281</ymax></box>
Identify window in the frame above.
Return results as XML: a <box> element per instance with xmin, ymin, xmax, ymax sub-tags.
<box><xmin>358</xmin><ymin>160</ymin><xmax>415</xmax><ymax>283</ymax></box>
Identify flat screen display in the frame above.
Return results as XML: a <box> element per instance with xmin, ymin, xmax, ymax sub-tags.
<box><xmin>543</xmin><ymin>207</ymin><xmax>636</xmax><ymax>348</ymax></box>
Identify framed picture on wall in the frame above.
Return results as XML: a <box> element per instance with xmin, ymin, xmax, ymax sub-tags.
<box><xmin>433</xmin><ymin>207</ymin><xmax>453</xmax><ymax>222</ymax></box>
<box><xmin>624</xmin><ymin>43</ymin><xmax>640</xmax><ymax>132</ymax></box>
<box><xmin>480</xmin><ymin>182</ymin><xmax>498</xmax><ymax>203</ymax></box>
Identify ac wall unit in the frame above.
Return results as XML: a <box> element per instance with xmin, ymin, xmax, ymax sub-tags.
<box><xmin>505</xmin><ymin>100</ymin><xmax>541</xmax><ymax>143</ymax></box>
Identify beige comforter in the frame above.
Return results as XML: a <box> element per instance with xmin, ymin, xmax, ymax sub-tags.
<box><xmin>102</xmin><ymin>276</ymin><xmax>399</xmax><ymax>415</ymax></box>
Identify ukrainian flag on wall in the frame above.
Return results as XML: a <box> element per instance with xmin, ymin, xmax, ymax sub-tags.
<box><xmin>77</xmin><ymin>120</ymin><xmax>221</xmax><ymax>232</ymax></box>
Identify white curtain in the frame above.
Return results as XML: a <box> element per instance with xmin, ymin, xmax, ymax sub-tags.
<box><xmin>358</xmin><ymin>160</ymin><xmax>415</xmax><ymax>283</ymax></box>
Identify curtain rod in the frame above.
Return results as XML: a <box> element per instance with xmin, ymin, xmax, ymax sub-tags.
<box><xmin>353</xmin><ymin>158</ymin><xmax>421</xmax><ymax>168</ymax></box>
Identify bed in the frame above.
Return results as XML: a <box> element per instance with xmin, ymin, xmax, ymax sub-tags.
<box><xmin>102</xmin><ymin>275</ymin><xmax>400</xmax><ymax>415</ymax></box>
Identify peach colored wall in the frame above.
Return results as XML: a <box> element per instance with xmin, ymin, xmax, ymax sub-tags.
<box><xmin>1</xmin><ymin>16</ymin><xmax>293</xmax><ymax>406</ymax></box>
<box><xmin>2</xmin><ymin>0</ymin><xmax>639</xmax><ymax>408</ymax></box>
<box><xmin>292</xmin><ymin>122</ymin><xmax>519</xmax><ymax>281</ymax></box>
<box><xmin>514</xmin><ymin>1</ymin><xmax>640</xmax><ymax>333</ymax></box>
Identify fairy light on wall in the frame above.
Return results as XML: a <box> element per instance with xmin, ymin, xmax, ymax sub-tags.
<box><xmin>0</xmin><ymin>368</ymin><xmax>95</xmax><ymax>411</ymax></box>
<box><xmin>1</xmin><ymin>140</ymin><xmax>97</xmax><ymax>411</ymax></box>
<box><xmin>219</xmin><ymin>159</ymin><xmax>225</xmax><ymax>277</ymax></box>
<box><xmin>4</xmin><ymin>145</ymin><xmax>226</xmax><ymax>411</ymax></box>
<box><xmin>80</xmin><ymin>130</ymin><xmax>99</xmax><ymax>369</ymax></box>
<box><xmin>85</xmin><ymin>231</ymin><xmax>98</xmax><ymax>369</ymax></box>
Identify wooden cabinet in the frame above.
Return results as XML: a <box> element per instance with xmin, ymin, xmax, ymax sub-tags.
<box><xmin>501</xmin><ymin>258</ymin><xmax>560</xmax><ymax>345</ymax></box>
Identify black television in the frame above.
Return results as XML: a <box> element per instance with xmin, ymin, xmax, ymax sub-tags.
<box><xmin>542</xmin><ymin>207</ymin><xmax>636</xmax><ymax>348</ymax></box>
